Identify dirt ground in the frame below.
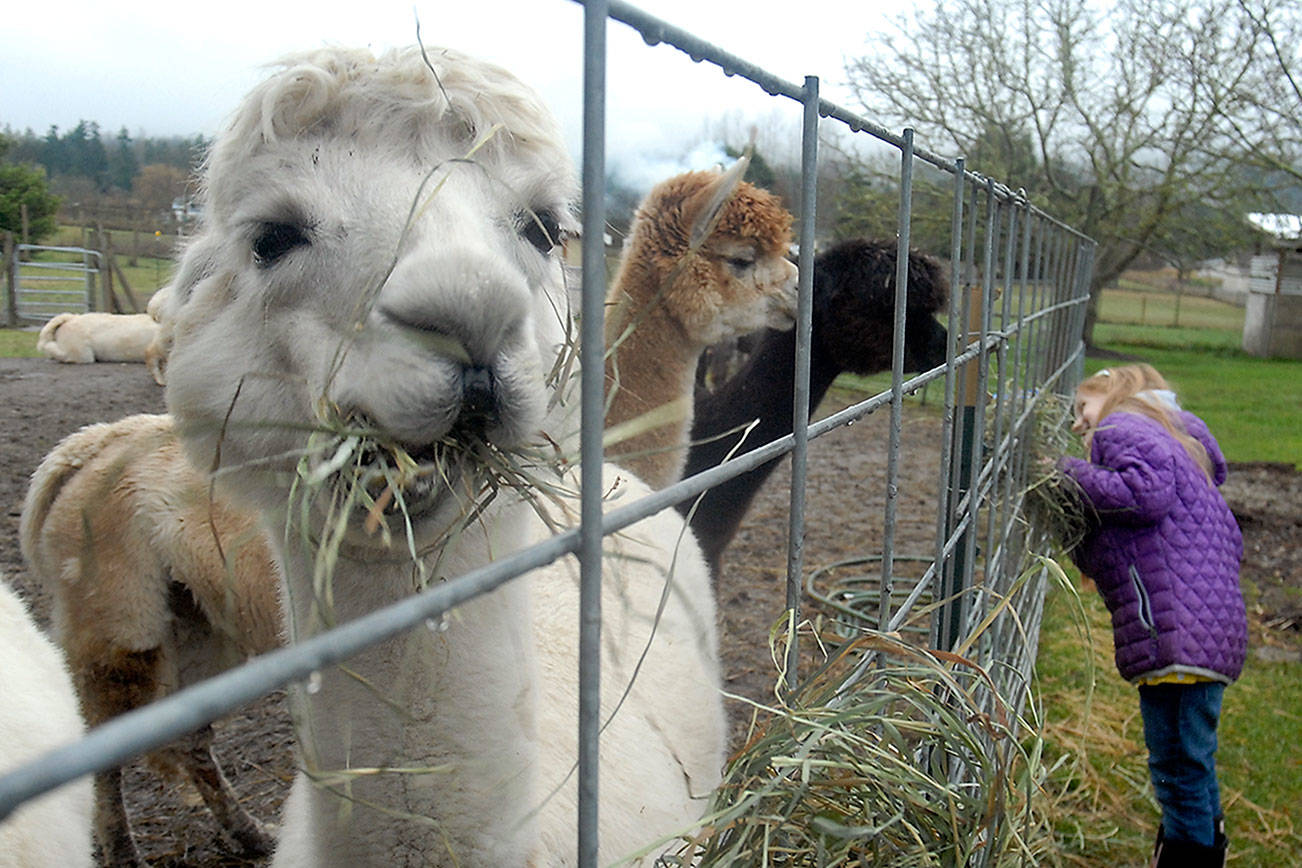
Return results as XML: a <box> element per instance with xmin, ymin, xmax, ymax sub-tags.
<box><xmin>1</xmin><ymin>357</ymin><xmax>1297</xmax><ymax>866</ymax></box>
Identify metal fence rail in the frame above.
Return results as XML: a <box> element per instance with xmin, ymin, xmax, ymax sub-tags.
<box><xmin>0</xmin><ymin>2</ymin><xmax>1095</xmax><ymax>864</ymax></box>
<box><xmin>8</xmin><ymin>244</ymin><xmax>101</xmax><ymax>321</ymax></box>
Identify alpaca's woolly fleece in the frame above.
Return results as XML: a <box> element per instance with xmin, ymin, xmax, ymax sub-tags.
<box><xmin>145</xmin><ymin>285</ymin><xmax>175</xmax><ymax>384</ymax></box>
<box><xmin>21</xmin><ymin>414</ymin><xmax>280</xmax><ymax>676</ymax></box>
<box><xmin>683</xmin><ymin>238</ymin><xmax>950</xmax><ymax>574</ymax></box>
<box><xmin>202</xmin><ymin>46</ymin><xmax>574</xmax><ymax>228</ymax></box>
<box><xmin>163</xmin><ymin>45</ymin><xmax>724</xmax><ymax>865</ymax></box>
<box><xmin>0</xmin><ymin>578</ymin><xmax>93</xmax><ymax>868</ymax></box>
<box><xmin>20</xmin><ymin>412</ymin><xmax>281</xmax><ymax>862</ymax></box>
<box><xmin>36</xmin><ymin>312</ymin><xmax>159</xmax><ymax>365</ymax></box>
<box><xmin>628</xmin><ymin>171</ymin><xmax>794</xmax><ymax>259</ymax></box>
<box><xmin>605</xmin><ymin>169</ymin><xmax>798</xmax><ymax>488</ymax></box>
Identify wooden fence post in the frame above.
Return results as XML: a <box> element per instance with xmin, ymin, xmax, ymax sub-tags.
<box><xmin>101</xmin><ymin>226</ymin><xmax>118</xmax><ymax>313</ymax></box>
<box><xmin>84</xmin><ymin>227</ymin><xmax>97</xmax><ymax>312</ymax></box>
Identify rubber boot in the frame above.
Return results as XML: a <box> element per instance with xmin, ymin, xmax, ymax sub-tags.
<box><xmin>1211</xmin><ymin>815</ymin><xmax>1228</xmax><ymax>868</ymax></box>
<box><xmin>1152</xmin><ymin>827</ymin><xmax>1227</xmax><ymax>868</ymax></box>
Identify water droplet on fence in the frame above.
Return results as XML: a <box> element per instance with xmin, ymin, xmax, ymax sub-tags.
<box><xmin>305</xmin><ymin>670</ymin><xmax>323</xmax><ymax>695</ymax></box>
<box><xmin>425</xmin><ymin>614</ymin><xmax>450</xmax><ymax>633</ymax></box>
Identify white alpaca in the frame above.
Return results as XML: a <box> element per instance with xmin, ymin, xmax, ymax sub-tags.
<box><xmin>163</xmin><ymin>46</ymin><xmax>724</xmax><ymax>866</ymax></box>
<box><xmin>36</xmin><ymin>312</ymin><xmax>159</xmax><ymax>365</ymax></box>
<box><xmin>19</xmin><ymin>413</ymin><xmax>279</xmax><ymax>864</ymax></box>
<box><xmin>0</xmin><ymin>578</ymin><xmax>93</xmax><ymax>868</ymax></box>
<box><xmin>145</xmin><ymin>285</ymin><xmax>175</xmax><ymax>384</ymax></box>
<box><xmin>604</xmin><ymin>166</ymin><xmax>798</xmax><ymax>489</ymax></box>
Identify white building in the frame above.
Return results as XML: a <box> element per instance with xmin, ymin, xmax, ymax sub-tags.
<box><xmin>1241</xmin><ymin>213</ymin><xmax>1302</xmax><ymax>360</ymax></box>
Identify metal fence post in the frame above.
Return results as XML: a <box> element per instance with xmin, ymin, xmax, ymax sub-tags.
<box><xmin>879</xmin><ymin>127</ymin><xmax>915</xmax><ymax>630</ymax></box>
<box><xmin>783</xmin><ymin>74</ymin><xmax>819</xmax><ymax>694</ymax></box>
<box><xmin>578</xmin><ymin>1</ymin><xmax>609</xmax><ymax>863</ymax></box>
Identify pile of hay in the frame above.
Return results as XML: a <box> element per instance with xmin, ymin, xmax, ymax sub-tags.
<box><xmin>665</xmin><ymin>623</ymin><xmax>1057</xmax><ymax>866</ymax></box>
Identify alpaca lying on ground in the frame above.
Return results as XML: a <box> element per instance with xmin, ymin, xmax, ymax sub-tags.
<box><xmin>0</xmin><ymin>576</ymin><xmax>93</xmax><ymax>868</ymax></box>
<box><xmin>19</xmin><ymin>413</ymin><xmax>280</xmax><ymax>864</ymax></box>
<box><xmin>145</xmin><ymin>285</ymin><xmax>175</xmax><ymax>385</ymax></box>
<box><xmin>604</xmin><ymin>165</ymin><xmax>798</xmax><ymax>489</ymax></box>
<box><xmin>36</xmin><ymin>311</ymin><xmax>159</xmax><ymax>364</ymax></box>
<box><xmin>682</xmin><ymin>237</ymin><xmax>950</xmax><ymax>575</ymax></box>
<box><xmin>163</xmin><ymin>45</ymin><xmax>724</xmax><ymax>865</ymax></box>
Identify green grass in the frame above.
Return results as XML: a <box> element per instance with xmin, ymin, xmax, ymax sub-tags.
<box><xmin>1101</xmin><ymin>287</ymin><xmax>1244</xmax><ymax>332</ymax></box>
<box><xmin>835</xmin><ymin>370</ymin><xmax>944</xmax><ymax>410</ymax></box>
<box><xmin>1038</xmin><ymin>581</ymin><xmax>1302</xmax><ymax>865</ymax></box>
<box><xmin>1087</xmin><ymin>292</ymin><xmax>1301</xmax><ymax>467</ymax></box>
<box><xmin>1096</xmin><ymin>288</ymin><xmax>1245</xmax><ymax>351</ymax></box>
<box><xmin>0</xmin><ymin>328</ymin><xmax>38</xmax><ymax>357</ymax></box>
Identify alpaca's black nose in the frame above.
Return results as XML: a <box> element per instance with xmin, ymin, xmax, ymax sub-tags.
<box><xmin>456</xmin><ymin>365</ymin><xmax>498</xmax><ymax>436</ymax></box>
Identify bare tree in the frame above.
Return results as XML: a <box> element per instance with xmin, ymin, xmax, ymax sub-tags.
<box><xmin>132</xmin><ymin>163</ymin><xmax>189</xmax><ymax>215</ymax></box>
<box><xmin>1218</xmin><ymin>0</ymin><xmax>1302</xmax><ymax>184</ymax></box>
<box><xmin>845</xmin><ymin>0</ymin><xmax>1296</xmax><ymax>345</ymax></box>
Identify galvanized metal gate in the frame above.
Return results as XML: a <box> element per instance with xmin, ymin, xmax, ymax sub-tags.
<box><xmin>8</xmin><ymin>244</ymin><xmax>103</xmax><ymax>321</ymax></box>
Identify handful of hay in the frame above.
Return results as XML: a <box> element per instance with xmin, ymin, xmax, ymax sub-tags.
<box><xmin>281</xmin><ymin>407</ymin><xmax>578</xmax><ymax>634</ymax></box>
<box><xmin>1015</xmin><ymin>391</ymin><xmax>1095</xmax><ymax>555</ymax></box>
<box><xmin>662</xmin><ymin>625</ymin><xmax>1055</xmax><ymax>866</ymax></box>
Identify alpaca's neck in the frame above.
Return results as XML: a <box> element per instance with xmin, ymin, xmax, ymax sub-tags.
<box><xmin>604</xmin><ymin>278</ymin><xmax>701</xmax><ymax>489</ymax></box>
<box><xmin>273</xmin><ymin>500</ymin><xmax>541</xmax><ymax>863</ymax></box>
<box><xmin>691</xmin><ymin>327</ymin><xmax>840</xmax><ymax>456</ymax></box>
<box><xmin>680</xmin><ymin>326</ymin><xmax>837</xmax><ymax>570</ymax></box>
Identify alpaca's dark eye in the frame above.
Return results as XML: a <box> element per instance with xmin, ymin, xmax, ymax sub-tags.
<box><xmin>252</xmin><ymin>222</ymin><xmax>310</xmax><ymax>267</ymax></box>
<box><xmin>726</xmin><ymin>255</ymin><xmax>755</xmax><ymax>271</ymax></box>
<box><xmin>520</xmin><ymin>210</ymin><xmax>561</xmax><ymax>255</ymax></box>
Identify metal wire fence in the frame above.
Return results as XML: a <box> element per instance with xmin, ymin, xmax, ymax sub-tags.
<box><xmin>0</xmin><ymin>1</ymin><xmax>1095</xmax><ymax>863</ymax></box>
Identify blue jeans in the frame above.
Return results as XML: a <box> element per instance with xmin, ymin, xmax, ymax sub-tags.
<box><xmin>1138</xmin><ymin>681</ymin><xmax>1225</xmax><ymax>847</ymax></box>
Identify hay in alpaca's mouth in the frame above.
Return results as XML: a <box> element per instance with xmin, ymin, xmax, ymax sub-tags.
<box><xmin>313</xmin><ymin>428</ymin><xmax>485</xmax><ymax>533</ymax></box>
<box><xmin>293</xmin><ymin>408</ymin><xmax>575</xmax><ymax>553</ymax></box>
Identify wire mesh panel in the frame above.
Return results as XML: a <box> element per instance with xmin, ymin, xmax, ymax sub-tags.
<box><xmin>0</xmin><ymin>2</ymin><xmax>1095</xmax><ymax>864</ymax></box>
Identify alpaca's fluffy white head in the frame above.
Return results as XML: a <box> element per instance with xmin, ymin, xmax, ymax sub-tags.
<box><xmin>164</xmin><ymin>46</ymin><xmax>577</xmax><ymax>529</ymax></box>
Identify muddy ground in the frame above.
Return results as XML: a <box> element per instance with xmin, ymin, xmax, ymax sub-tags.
<box><xmin>1</xmin><ymin>357</ymin><xmax>1297</xmax><ymax>866</ymax></box>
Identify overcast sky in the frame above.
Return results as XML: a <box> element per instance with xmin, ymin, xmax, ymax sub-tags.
<box><xmin>0</xmin><ymin>0</ymin><xmax>898</xmax><ymax>185</ymax></box>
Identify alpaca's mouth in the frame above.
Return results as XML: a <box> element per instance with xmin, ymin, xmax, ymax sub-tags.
<box><xmin>307</xmin><ymin>407</ymin><xmax>536</xmax><ymax>543</ymax></box>
<box><xmin>352</xmin><ymin>438</ymin><xmax>467</xmax><ymax>525</ymax></box>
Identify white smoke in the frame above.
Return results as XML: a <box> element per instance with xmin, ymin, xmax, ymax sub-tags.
<box><xmin>609</xmin><ymin>140</ymin><xmax>734</xmax><ymax>197</ymax></box>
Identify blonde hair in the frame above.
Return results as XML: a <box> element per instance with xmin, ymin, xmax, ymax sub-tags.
<box><xmin>1075</xmin><ymin>364</ymin><xmax>1213</xmax><ymax>479</ymax></box>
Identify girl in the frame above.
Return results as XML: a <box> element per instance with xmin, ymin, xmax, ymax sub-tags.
<box><xmin>1060</xmin><ymin>365</ymin><xmax>1246</xmax><ymax>867</ymax></box>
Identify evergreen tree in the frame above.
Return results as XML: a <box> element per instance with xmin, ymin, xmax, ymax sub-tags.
<box><xmin>110</xmin><ymin>127</ymin><xmax>139</xmax><ymax>191</ymax></box>
<box><xmin>41</xmin><ymin>125</ymin><xmax>68</xmax><ymax>175</ymax></box>
<box><xmin>0</xmin><ymin>133</ymin><xmax>61</xmax><ymax>242</ymax></box>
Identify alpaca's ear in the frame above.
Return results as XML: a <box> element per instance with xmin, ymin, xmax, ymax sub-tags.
<box><xmin>684</xmin><ymin>154</ymin><xmax>750</xmax><ymax>250</ymax></box>
<box><xmin>169</xmin><ymin>234</ymin><xmax>222</xmax><ymax>305</ymax></box>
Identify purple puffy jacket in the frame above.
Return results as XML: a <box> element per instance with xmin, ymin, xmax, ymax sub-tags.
<box><xmin>1060</xmin><ymin>411</ymin><xmax>1246</xmax><ymax>684</ymax></box>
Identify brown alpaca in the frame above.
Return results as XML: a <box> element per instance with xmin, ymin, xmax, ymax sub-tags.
<box><xmin>19</xmin><ymin>413</ymin><xmax>280</xmax><ymax>866</ymax></box>
<box><xmin>604</xmin><ymin>161</ymin><xmax>798</xmax><ymax>489</ymax></box>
